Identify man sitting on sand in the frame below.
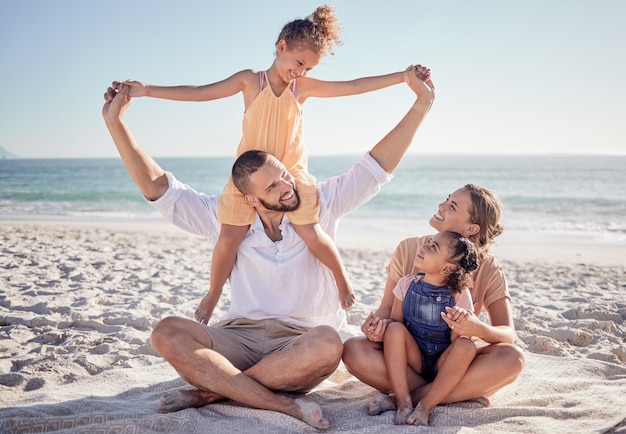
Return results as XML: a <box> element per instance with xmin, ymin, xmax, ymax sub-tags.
<box><xmin>102</xmin><ymin>68</ymin><xmax>434</xmax><ymax>430</ymax></box>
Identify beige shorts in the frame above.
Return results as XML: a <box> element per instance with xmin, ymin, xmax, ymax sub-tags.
<box><xmin>204</xmin><ymin>318</ymin><xmax>309</xmax><ymax>371</ymax></box>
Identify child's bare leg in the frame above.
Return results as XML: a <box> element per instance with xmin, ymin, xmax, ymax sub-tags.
<box><xmin>383</xmin><ymin>322</ymin><xmax>423</xmax><ymax>425</ymax></box>
<box><xmin>294</xmin><ymin>223</ymin><xmax>355</xmax><ymax>309</ymax></box>
<box><xmin>196</xmin><ymin>224</ymin><xmax>248</xmax><ymax>323</ymax></box>
<box><xmin>407</xmin><ymin>337</ymin><xmax>477</xmax><ymax>425</ymax></box>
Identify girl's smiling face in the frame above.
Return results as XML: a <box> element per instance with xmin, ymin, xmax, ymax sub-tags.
<box><xmin>275</xmin><ymin>39</ymin><xmax>321</xmax><ymax>83</ymax></box>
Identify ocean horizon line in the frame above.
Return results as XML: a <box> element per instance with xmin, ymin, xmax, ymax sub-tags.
<box><xmin>3</xmin><ymin>152</ymin><xmax>626</xmax><ymax>160</ymax></box>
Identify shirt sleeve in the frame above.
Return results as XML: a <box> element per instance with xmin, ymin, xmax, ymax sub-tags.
<box><xmin>317</xmin><ymin>153</ymin><xmax>392</xmax><ymax>221</ymax></box>
<box><xmin>455</xmin><ymin>289</ymin><xmax>474</xmax><ymax>313</ymax></box>
<box><xmin>392</xmin><ymin>275</ymin><xmax>413</xmax><ymax>301</ymax></box>
<box><xmin>472</xmin><ymin>255</ymin><xmax>510</xmax><ymax>314</ymax></box>
<box><xmin>146</xmin><ymin>172</ymin><xmax>221</xmax><ymax>244</ymax></box>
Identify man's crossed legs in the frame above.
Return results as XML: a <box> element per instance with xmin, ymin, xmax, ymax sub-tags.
<box><xmin>150</xmin><ymin>317</ymin><xmax>342</xmax><ymax>430</ymax></box>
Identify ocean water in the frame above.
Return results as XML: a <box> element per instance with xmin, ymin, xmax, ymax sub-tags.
<box><xmin>1</xmin><ymin>155</ymin><xmax>625</xmax><ymax>244</ymax></box>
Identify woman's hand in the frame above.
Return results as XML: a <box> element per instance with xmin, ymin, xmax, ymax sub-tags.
<box><xmin>361</xmin><ymin>312</ymin><xmax>389</xmax><ymax>342</ymax></box>
<box><xmin>441</xmin><ymin>306</ymin><xmax>482</xmax><ymax>337</ymax></box>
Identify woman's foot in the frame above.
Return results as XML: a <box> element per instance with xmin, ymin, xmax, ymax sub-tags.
<box><xmin>367</xmin><ymin>393</ymin><xmax>397</xmax><ymax>415</ymax></box>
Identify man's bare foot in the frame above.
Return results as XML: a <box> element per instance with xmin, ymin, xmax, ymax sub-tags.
<box><xmin>406</xmin><ymin>402</ymin><xmax>429</xmax><ymax>426</ymax></box>
<box><xmin>158</xmin><ymin>388</ymin><xmax>225</xmax><ymax>413</ymax></box>
<box><xmin>367</xmin><ymin>393</ymin><xmax>397</xmax><ymax>416</ymax></box>
<box><xmin>394</xmin><ymin>406</ymin><xmax>413</xmax><ymax>425</ymax></box>
<box><xmin>294</xmin><ymin>398</ymin><xmax>330</xmax><ymax>430</ymax></box>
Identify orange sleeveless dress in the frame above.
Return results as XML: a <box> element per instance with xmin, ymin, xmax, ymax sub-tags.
<box><xmin>218</xmin><ymin>71</ymin><xmax>319</xmax><ymax>225</ymax></box>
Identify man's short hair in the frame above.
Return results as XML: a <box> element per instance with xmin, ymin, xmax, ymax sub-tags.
<box><xmin>231</xmin><ymin>150</ymin><xmax>272</xmax><ymax>195</ymax></box>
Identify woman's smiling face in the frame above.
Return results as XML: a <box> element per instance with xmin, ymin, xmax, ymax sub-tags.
<box><xmin>429</xmin><ymin>187</ymin><xmax>474</xmax><ymax>235</ymax></box>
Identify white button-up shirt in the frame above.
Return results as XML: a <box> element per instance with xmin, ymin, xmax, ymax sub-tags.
<box><xmin>150</xmin><ymin>153</ymin><xmax>392</xmax><ymax>330</ymax></box>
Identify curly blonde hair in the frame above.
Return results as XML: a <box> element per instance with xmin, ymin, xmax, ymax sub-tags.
<box><xmin>276</xmin><ymin>5</ymin><xmax>342</xmax><ymax>56</ymax></box>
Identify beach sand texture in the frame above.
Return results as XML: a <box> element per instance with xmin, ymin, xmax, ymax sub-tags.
<box><xmin>1</xmin><ymin>222</ymin><xmax>625</xmax><ymax>433</ymax></box>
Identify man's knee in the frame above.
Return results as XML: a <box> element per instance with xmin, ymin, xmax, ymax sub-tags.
<box><xmin>151</xmin><ymin>316</ymin><xmax>188</xmax><ymax>357</ymax></box>
<box><xmin>305</xmin><ymin>325</ymin><xmax>342</xmax><ymax>365</ymax></box>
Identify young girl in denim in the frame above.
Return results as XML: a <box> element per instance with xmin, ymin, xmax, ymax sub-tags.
<box><xmin>382</xmin><ymin>231</ymin><xmax>479</xmax><ymax>425</ymax></box>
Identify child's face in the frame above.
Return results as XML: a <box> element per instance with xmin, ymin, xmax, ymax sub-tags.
<box><xmin>414</xmin><ymin>232</ymin><xmax>453</xmax><ymax>276</ymax></box>
<box><xmin>276</xmin><ymin>40</ymin><xmax>322</xmax><ymax>82</ymax></box>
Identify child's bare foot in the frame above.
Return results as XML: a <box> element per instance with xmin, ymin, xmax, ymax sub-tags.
<box><xmin>406</xmin><ymin>402</ymin><xmax>430</xmax><ymax>426</ymax></box>
<box><xmin>158</xmin><ymin>388</ymin><xmax>225</xmax><ymax>413</ymax></box>
<box><xmin>394</xmin><ymin>406</ymin><xmax>413</xmax><ymax>425</ymax></box>
<box><xmin>294</xmin><ymin>398</ymin><xmax>330</xmax><ymax>430</ymax></box>
<box><xmin>367</xmin><ymin>393</ymin><xmax>397</xmax><ymax>415</ymax></box>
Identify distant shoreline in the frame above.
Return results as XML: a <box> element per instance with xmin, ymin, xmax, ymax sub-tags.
<box><xmin>4</xmin><ymin>218</ymin><xmax>625</xmax><ymax>267</ymax></box>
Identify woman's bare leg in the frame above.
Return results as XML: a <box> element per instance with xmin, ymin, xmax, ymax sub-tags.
<box><xmin>411</xmin><ymin>343</ymin><xmax>525</xmax><ymax>405</ymax></box>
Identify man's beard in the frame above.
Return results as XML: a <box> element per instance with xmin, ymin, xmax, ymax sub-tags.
<box><xmin>258</xmin><ymin>189</ymin><xmax>301</xmax><ymax>212</ymax></box>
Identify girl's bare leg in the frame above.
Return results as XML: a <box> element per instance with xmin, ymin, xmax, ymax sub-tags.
<box><xmin>295</xmin><ymin>223</ymin><xmax>355</xmax><ymax>309</ymax></box>
<box><xmin>407</xmin><ymin>337</ymin><xmax>476</xmax><ymax>425</ymax></box>
<box><xmin>383</xmin><ymin>322</ymin><xmax>424</xmax><ymax>425</ymax></box>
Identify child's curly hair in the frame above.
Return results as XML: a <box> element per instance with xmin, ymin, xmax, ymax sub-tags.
<box><xmin>276</xmin><ymin>5</ymin><xmax>342</xmax><ymax>56</ymax></box>
<box><xmin>442</xmin><ymin>231</ymin><xmax>479</xmax><ymax>294</ymax></box>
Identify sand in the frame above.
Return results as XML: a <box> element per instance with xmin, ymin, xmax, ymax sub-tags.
<box><xmin>1</xmin><ymin>220</ymin><xmax>625</xmax><ymax>433</ymax></box>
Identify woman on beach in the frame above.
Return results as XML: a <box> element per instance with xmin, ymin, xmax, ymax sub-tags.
<box><xmin>116</xmin><ymin>5</ymin><xmax>428</xmax><ymax>322</ymax></box>
<box><xmin>342</xmin><ymin>184</ymin><xmax>525</xmax><ymax>415</ymax></box>
<box><xmin>381</xmin><ymin>231</ymin><xmax>479</xmax><ymax>425</ymax></box>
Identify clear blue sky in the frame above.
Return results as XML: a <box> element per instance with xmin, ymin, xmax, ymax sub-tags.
<box><xmin>1</xmin><ymin>0</ymin><xmax>625</xmax><ymax>158</ymax></box>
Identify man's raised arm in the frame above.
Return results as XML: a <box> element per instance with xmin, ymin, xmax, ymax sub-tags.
<box><xmin>369</xmin><ymin>66</ymin><xmax>435</xmax><ymax>174</ymax></box>
<box><xmin>102</xmin><ymin>84</ymin><xmax>168</xmax><ymax>201</ymax></box>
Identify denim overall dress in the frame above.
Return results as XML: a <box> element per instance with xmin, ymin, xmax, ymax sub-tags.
<box><xmin>402</xmin><ymin>273</ymin><xmax>455</xmax><ymax>381</ymax></box>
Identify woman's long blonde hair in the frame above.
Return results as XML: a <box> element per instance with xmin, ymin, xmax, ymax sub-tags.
<box><xmin>464</xmin><ymin>184</ymin><xmax>504</xmax><ymax>256</ymax></box>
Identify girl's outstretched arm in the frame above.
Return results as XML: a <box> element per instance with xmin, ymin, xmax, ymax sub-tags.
<box><xmin>296</xmin><ymin>65</ymin><xmax>429</xmax><ymax>102</ymax></box>
<box><xmin>112</xmin><ymin>70</ymin><xmax>255</xmax><ymax>103</ymax></box>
